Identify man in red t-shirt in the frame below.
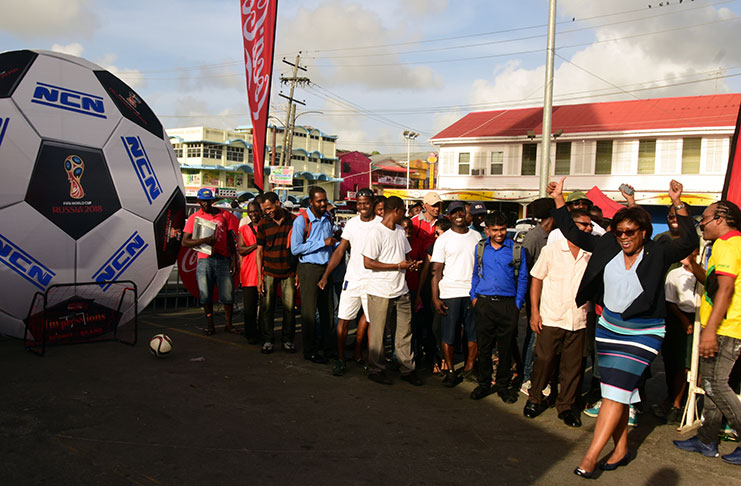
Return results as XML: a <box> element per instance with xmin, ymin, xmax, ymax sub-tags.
<box><xmin>238</xmin><ymin>200</ymin><xmax>262</xmax><ymax>344</ymax></box>
<box><xmin>412</xmin><ymin>191</ymin><xmax>442</xmax><ymax>250</ymax></box>
<box><xmin>182</xmin><ymin>188</ymin><xmax>240</xmax><ymax>335</ymax></box>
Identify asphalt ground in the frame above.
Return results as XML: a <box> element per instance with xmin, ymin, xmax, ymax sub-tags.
<box><xmin>1</xmin><ymin>306</ymin><xmax>740</xmax><ymax>486</ymax></box>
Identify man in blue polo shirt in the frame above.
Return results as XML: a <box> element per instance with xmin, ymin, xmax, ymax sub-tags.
<box><xmin>470</xmin><ymin>211</ymin><xmax>528</xmax><ymax>403</ymax></box>
<box><xmin>291</xmin><ymin>186</ymin><xmax>337</xmax><ymax>363</ymax></box>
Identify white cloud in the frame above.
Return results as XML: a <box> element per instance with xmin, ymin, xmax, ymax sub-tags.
<box><xmin>50</xmin><ymin>43</ymin><xmax>84</xmax><ymax>57</ymax></box>
<box><xmin>94</xmin><ymin>53</ymin><xmax>146</xmax><ymax>90</ymax></box>
<box><xmin>469</xmin><ymin>1</ymin><xmax>737</xmax><ymax>110</ymax></box>
<box><xmin>0</xmin><ymin>0</ymin><xmax>98</xmax><ymax>38</ymax></box>
<box><xmin>400</xmin><ymin>0</ymin><xmax>448</xmax><ymax>16</ymax></box>
<box><xmin>276</xmin><ymin>0</ymin><xmax>443</xmax><ymax>91</ymax></box>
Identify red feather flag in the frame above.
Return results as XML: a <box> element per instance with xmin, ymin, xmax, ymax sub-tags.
<box><xmin>722</xmin><ymin>103</ymin><xmax>741</xmax><ymax>205</ymax></box>
<box><xmin>240</xmin><ymin>0</ymin><xmax>278</xmax><ymax>191</ymax></box>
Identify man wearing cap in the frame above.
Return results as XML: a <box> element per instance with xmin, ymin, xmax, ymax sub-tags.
<box><xmin>412</xmin><ymin>192</ymin><xmax>442</xmax><ymax>248</ymax></box>
<box><xmin>408</xmin><ymin>201</ymin><xmax>423</xmax><ymax>218</ymax></box>
<box><xmin>431</xmin><ymin>201</ymin><xmax>483</xmax><ymax>386</ymax></box>
<box><xmin>291</xmin><ymin>186</ymin><xmax>338</xmax><ymax>363</ymax></box>
<box><xmin>469</xmin><ymin>202</ymin><xmax>487</xmax><ymax>238</ymax></box>
<box><xmin>546</xmin><ymin>191</ymin><xmax>606</xmax><ymax>245</ymax></box>
<box><xmin>182</xmin><ymin>188</ymin><xmax>240</xmax><ymax>335</ymax></box>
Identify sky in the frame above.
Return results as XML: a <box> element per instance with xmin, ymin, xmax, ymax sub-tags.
<box><xmin>1</xmin><ymin>0</ymin><xmax>740</xmax><ymax>155</ymax></box>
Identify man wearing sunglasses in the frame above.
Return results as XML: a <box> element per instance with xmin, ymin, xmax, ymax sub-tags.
<box><xmin>675</xmin><ymin>201</ymin><xmax>741</xmax><ymax>464</ymax></box>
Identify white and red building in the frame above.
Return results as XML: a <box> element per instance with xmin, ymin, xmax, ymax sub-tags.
<box><xmin>423</xmin><ymin>94</ymin><xmax>741</xmax><ymax>216</ymax></box>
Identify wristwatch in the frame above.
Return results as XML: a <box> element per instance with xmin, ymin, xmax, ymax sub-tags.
<box><xmin>674</xmin><ymin>202</ymin><xmax>685</xmax><ymax>211</ymax></box>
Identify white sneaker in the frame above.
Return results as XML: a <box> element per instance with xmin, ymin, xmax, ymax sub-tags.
<box><xmin>542</xmin><ymin>384</ymin><xmax>551</xmax><ymax>397</ymax></box>
<box><xmin>520</xmin><ymin>380</ymin><xmax>531</xmax><ymax>395</ymax></box>
<box><xmin>628</xmin><ymin>405</ymin><xmax>639</xmax><ymax>427</ymax></box>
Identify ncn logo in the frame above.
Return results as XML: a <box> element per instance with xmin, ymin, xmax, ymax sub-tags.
<box><xmin>92</xmin><ymin>231</ymin><xmax>148</xmax><ymax>291</ymax></box>
<box><xmin>122</xmin><ymin>136</ymin><xmax>162</xmax><ymax>204</ymax></box>
<box><xmin>0</xmin><ymin>234</ymin><xmax>56</xmax><ymax>291</ymax></box>
<box><xmin>31</xmin><ymin>82</ymin><xmax>107</xmax><ymax>119</ymax></box>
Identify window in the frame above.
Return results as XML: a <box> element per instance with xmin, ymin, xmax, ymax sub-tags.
<box><xmin>186</xmin><ymin>143</ymin><xmax>202</xmax><ymax>158</ymax></box>
<box><xmin>310</xmin><ymin>135</ymin><xmax>319</xmax><ymax>140</ymax></box>
<box><xmin>489</xmin><ymin>151</ymin><xmax>504</xmax><ymax>175</ymax></box>
<box><xmin>521</xmin><ymin>144</ymin><xmax>537</xmax><ymax>175</ymax></box>
<box><xmin>291</xmin><ymin>155</ymin><xmax>306</xmax><ymax>161</ymax></box>
<box><xmin>595</xmin><ymin>140</ymin><xmax>613</xmax><ymax>174</ymax></box>
<box><xmin>637</xmin><ymin>139</ymin><xmax>656</xmax><ymax>174</ymax></box>
<box><xmin>682</xmin><ymin>138</ymin><xmax>701</xmax><ymax>174</ymax></box>
<box><xmin>292</xmin><ymin>178</ymin><xmax>305</xmax><ymax>192</ymax></box>
<box><xmin>172</xmin><ymin>143</ymin><xmax>183</xmax><ymax>158</ymax></box>
<box><xmin>226</xmin><ymin>146</ymin><xmax>244</xmax><ymax>162</ymax></box>
<box><xmin>555</xmin><ymin>142</ymin><xmax>571</xmax><ymax>175</ymax></box>
<box><xmin>457</xmin><ymin>152</ymin><xmax>470</xmax><ymax>175</ymax></box>
<box><xmin>203</xmin><ymin>144</ymin><xmax>222</xmax><ymax>160</ymax></box>
<box><xmin>295</xmin><ymin>132</ymin><xmax>307</xmax><ymax>138</ymax></box>
<box><xmin>342</xmin><ymin>162</ymin><xmax>351</xmax><ymax>173</ymax></box>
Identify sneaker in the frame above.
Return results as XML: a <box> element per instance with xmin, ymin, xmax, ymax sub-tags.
<box><xmin>665</xmin><ymin>406</ymin><xmax>682</xmax><ymax>426</ymax></box>
<box><xmin>673</xmin><ymin>436</ymin><xmax>719</xmax><ymax>457</ymax></box>
<box><xmin>520</xmin><ymin>380</ymin><xmax>531</xmax><ymax>396</ymax></box>
<box><xmin>281</xmin><ymin>342</ymin><xmax>296</xmax><ymax>353</ymax></box>
<box><xmin>542</xmin><ymin>384</ymin><xmax>551</xmax><ymax>397</ymax></box>
<box><xmin>331</xmin><ymin>359</ymin><xmax>346</xmax><ymax>376</ymax></box>
<box><xmin>584</xmin><ymin>400</ymin><xmax>601</xmax><ymax>418</ymax></box>
<box><xmin>651</xmin><ymin>401</ymin><xmax>672</xmax><ymax>419</ymax></box>
<box><xmin>368</xmin><ymin>371</ymin><xmax>392</xmax><ymax>385</ymax></box>
<box><xmin>471</xmin><ymin>385</ymin><xmax>493</xmax><ymax>400</ymax></box>
<box><xmin>400</xmin><ymin>371</ymin><xmax>423</xmax><ymax>386</ymax></box>
<box><xmin>721</xmin><ymin>446</ymin><xmax>741</xmax><ymax>465</ymax></box>
<box><xmin>260</xmin><ymin>342</ymin><xmax>273</xmax><ymax>354</ymax></box>
<box><xmin>461</xmin><ymin>368</ymin><xmax>477</xmax><ymax>383</ymax></box>
<box><xmin>628</xmin><ymin>405</ymin><xmax>638</xmax><ymax>427</ymax></box>
<box><xmin>442</xmin><ymin>371</ymin><xmax>462</xmax><ymax>388</ymax></box>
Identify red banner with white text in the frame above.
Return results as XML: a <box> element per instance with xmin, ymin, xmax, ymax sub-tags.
<box><xmin>722</xmin><ymin>103</ymin><xmax>741</xmax><ymax>205</ymax></box>
<box><xmin>240</xmin><ymin>0</ymin><xmax>278</xmax><ymax>192</ymax></box>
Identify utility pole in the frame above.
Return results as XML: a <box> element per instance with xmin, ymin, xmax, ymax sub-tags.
<box><xmin>279</xmin><ymin>53</ymin><xmax>309</xmax><ymax>167</ymax></box>
<box><xmin>539</xmin><ymin>0</ymin><xmax>557</xmax><ymax>197</ymax></box>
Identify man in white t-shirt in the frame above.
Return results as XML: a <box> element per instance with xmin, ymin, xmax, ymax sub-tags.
<box><xmin>319</xmin><ymin>188</ymin><xmax>380</xmax><ymax>376</ymax></box>
<box><xmin>431</xmin><ymin>201</ymin><xmax>483</xmax><ymax>387</ymax></box>
<box><xmin>362</xmin><ymin>196</ymin><xmax>424</xmax><ymax>386</ymax></box>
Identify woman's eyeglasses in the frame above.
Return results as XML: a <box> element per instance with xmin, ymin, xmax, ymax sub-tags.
<box><xmin>614</xmin><ymin>228</ymin><xmax>638</xmax><ymax>238</ymax></box>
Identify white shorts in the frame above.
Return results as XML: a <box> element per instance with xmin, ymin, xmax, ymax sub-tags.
<box><xmin>337</xmin><ymin>281</ymin><xmax>370</xmax><ymax>322</ymax></box>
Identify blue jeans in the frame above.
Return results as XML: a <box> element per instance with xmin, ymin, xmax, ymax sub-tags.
<box><xmin>196</xmin><ymin>254</ymin><xmax>233</xmax><ymax>305</ymax></box>
<box><xmin>441</xmin><ymin>297</ymin><xmax>476</xmax><ymax>345</ymax></box>
<box><xmin>698</xmin><ymin>335</ymin><xmax>741</xmax><ymax>444</ymax></box>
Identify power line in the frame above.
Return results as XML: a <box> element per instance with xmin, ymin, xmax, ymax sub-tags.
<box><xmin>305</xmin><ymin>0</ymin><xmax>737</xmax><ymax>60</ymax></box>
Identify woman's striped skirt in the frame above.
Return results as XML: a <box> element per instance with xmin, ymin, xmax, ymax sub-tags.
<box><xmin>596</xmin><ymin>308</ymin><xmax>665</xmax><ymax>404</ymax></box>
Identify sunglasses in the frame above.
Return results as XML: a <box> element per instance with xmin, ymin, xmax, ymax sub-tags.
<box><xmin>575</xmin><ymin>221</ymin><xmax>593</xmax><ymax>229</ymax></box>
<box><xmin>614</xmin><ymin>228</ymin><xmax>639</xmax><ymax>238</ymax></box>
<box><xmin>698</xmin><ymin>214</ymin><xmax>720</xmax><ymax>231</ymax></box>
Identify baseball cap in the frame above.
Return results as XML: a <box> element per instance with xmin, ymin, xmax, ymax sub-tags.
<box><xmin>197</xmin><ymin>188</ymin><xmax>216</xmax><ymax>200</ymax></box>
<box><xmin>470</xmin><ymin>202</ymin><xmax>487</xmax><ymax>215</ymax></box>
<box><xmin>283</xmin><ymin>200</ymin><xmax>295</xmax><ymax>209</ymax></box>
<box><xmin>423</xmin><ymin>192</ymin><xmax>442</xmax><ymax>206</ymax></box>
<box><xmin>566</xmin><ymin>191</ymin><xmax>592</xmax><ymax>205</ymax></box>
<box><xmin>528</xmin><ymin>197</ymin><xmax>556</xmax><ymax>219</ymax></box>
<box><xmin>447</xmin><ymin>201</ymin><xmax>466</xmax><ymax>215</ymax></box>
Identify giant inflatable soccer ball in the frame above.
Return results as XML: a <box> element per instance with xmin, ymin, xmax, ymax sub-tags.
<box><xmin>0</xmin><ymin>49</ymin><xmax>185</xmax><ymax>338</ymax></box>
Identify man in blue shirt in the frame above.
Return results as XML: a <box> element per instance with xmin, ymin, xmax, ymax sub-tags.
<box><xmin>470</xmin><ymin>211</ymin><xmax>528</xmax><ymax>403</ymax></box>
<box><xmin>291</xmin><ymin>186</ymin><xmax>337</xmax><ymax>363</ymax></box>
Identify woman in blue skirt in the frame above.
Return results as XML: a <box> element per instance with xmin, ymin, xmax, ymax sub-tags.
<box><xmin>548</xmin><ymin>178</ymin><xmax>698</xmax><ymax>478</ymax></box>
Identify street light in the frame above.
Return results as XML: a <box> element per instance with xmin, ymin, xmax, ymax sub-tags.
<box><xmin>402</xmin><ymin>130</ymin><xmax>419</xmax><ymax>190</ymax></box>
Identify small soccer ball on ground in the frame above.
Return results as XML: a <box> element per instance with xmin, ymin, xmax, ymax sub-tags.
<box><xmin>149</xmin><ymin>334</ymin><xmax>173</xmax><ymax>358</ymax></box>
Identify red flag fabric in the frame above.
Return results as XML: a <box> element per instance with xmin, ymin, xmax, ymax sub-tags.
<box><xmin>240</xmin><ymin>0</ymin><xmax>278</xmax><ymax>191</ymax></box>
<box><xmin>585</xmin><ymin>186</ymin><xmax>625</xmax><ymax>219</ymax></box>
<box><xmin>722</xmin><ymin>103</ymin><xmax>741</xmax><ymax>205</ymax></box>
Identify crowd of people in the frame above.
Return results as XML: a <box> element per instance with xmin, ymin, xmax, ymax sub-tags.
<box><xmin>181</xmin><ymin>179</ymin><xmax>741</xmax><ymax>475</ymax></box>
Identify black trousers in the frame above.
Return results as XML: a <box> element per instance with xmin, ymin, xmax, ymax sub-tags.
<box><xmin>297</xmin><ymin>263</ymin><xmax>334</xmax><ymax>357</ymax></box>
<box><xmin>242</xmin><ymin>286</ymin><xmax>260</xmax><ymax>341</ymax></box>
<box><xmin>474</xmin><ymin>296</ymin><xmax>519</xmax><ymax>390</ymax></box>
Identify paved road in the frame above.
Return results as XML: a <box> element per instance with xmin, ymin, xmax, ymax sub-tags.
<box><xmin>1</xmin><ymin>308</ymin><xmax>739</xmax><ymax>485</ymax></box>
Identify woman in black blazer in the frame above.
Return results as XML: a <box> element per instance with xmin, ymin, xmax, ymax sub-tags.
<box><xmin>548</xmin><ymin>178</ymin><xmax>698</xmax><ymax>479</ymax></box>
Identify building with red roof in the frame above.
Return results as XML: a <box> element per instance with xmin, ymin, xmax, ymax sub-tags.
<box><xmin>428</xmin><ymin>94</ymin><xmax>741</xmax><ymax>211</ymax></box>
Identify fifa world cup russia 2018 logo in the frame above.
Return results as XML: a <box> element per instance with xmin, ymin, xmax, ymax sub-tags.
<box><xmin>64</xmin><ymin>155</ymin><xmax>85</xmax><ymax>199</ymax></box>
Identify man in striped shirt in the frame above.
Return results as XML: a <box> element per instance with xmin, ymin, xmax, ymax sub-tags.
<box><xmin>256</xmin><ymin>192</ymin><xmax>298</xmax><ymax>354</ymax></box>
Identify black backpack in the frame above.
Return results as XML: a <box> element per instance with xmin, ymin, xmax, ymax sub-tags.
<box><xmin>475</xmin><ymin>239</ymin><xmax>522</xmax><ymax>280</ymax></box>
